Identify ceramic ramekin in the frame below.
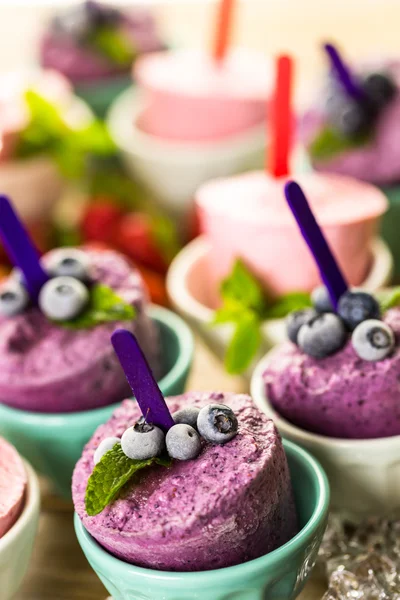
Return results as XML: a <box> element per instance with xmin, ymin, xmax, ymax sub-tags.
<box><xmin>251</xmin><ymin>352</ymin><xmax>400</xmax><ymax>517</ymax></box>
<box><xmin>0</xmin><ymin>305</ymin><xmax>193</xmax><ymax>499</ymax></box>
<box><xmin>107</xmin><ymin>87</ymin><xmax>265</xmax><ymax>235</ymax></box>
<box><xmin>167</xmin><ymin>235</ymin><xmax>393</xmax><ymax>377</ymax></box>
<box><xmin>74</xmin><ymin>439</ymin><xmax>329</xmax><ymax>600</ymax></box>
<box><xmin>0</xmin><ymin>460</ymin><xmax>40</xmax><ymax>600</ymax></box>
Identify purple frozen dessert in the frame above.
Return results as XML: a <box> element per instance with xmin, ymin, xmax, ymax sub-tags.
<box><xmin>40</xmin><ymin>2</ymin><xmax>164</xmax><ymax>83</ymax></box>
<box><xmin>0</xmin><ymin>248</ymin><xmax>159</xmax><ymax>414</ymax></box>
<box><xmin>72</xmin><ymin>391</ymin><xmax>298</xmax><ymax>571</ymax></box>
<box><xmin>263</xmin><ymin>306</ymin><xmax>400</xmax><ymax>440</ymax></box>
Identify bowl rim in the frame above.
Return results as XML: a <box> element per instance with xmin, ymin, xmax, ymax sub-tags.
<box><xmin>0</xmin><ymin>460</ymin><xmax>40</xmax><ymax>553</ymax></box>
<box><xmin>251</xmin><ymin>348</ymin><xmax>400</xmax><ymax>449</ymax></box>
<box><xmin>0</xmin><ymin>304</ymin><xmax>193</xmax><ymax>425</ymax></box>
<box><xmin>107</xmin><ymin>85</ymin><xmax>266</xmax><ymax>162</ymax></box>
<box><xmin>74</xmin><ymin>438</ymin><xmax>329</xmax><ymax>583</ymax></box>
<box><xmin>167</xmin><ymin>235</ymin><xmax>393</xmax><ymax>326</ymax></box>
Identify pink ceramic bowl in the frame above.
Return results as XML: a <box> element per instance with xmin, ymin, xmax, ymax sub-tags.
<box><xmin>196</xmin><ymin>171</ymin><xmax>388</xmax><ymax>297</ymax></box>
<box><xmin>134</xmin><ymin>48</ymin><xmax>272</xmax><ymax>142</ymax></box>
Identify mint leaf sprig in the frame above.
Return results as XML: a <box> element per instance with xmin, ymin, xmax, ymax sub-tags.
<box><xmin>212</xmin><ymin>259</ymin><xmax>312</xmax><ymax>375</ymax></box>
<box><xmin>85</xmin><ymin>443</ymin><xmax>171</xmax><ymax>516</ymax></box>
<box><xmin>16</xmin><ymin>90</ymin><xmax>116</xmax><ymax>179</ymax></box>
<box><xmin>57</xmin><ymin>284</ymin><xmax>135</xmax><ymax>329</ymax></box>
<box><xmin>309</xmin><ymin>126</ymin><xmax>369</xmax><ymax>162</ymax></box>
<box><xmin>88</xmin><ymin>26</ymin><xmax>136</xmax><ymax>67</ymax></box>
<box><xmin>376</xmin><ymin>287</ymin><xmax>400</xmax><ymax>313</ymax></box>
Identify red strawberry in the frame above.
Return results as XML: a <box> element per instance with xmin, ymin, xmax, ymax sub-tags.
<box><xmin>137</xmin><ymin>266</ymin><xmax>169</xmax><ymax>307</ymax></box>
<box><xmin>116</xmin><ymin>213</ymin><xmax>167</xmax><ymax>274</ymax></box>
<box><xmin>80</xmin><ymin>200</ymin><xmax>123</xmax><ymax>244</ymax></box>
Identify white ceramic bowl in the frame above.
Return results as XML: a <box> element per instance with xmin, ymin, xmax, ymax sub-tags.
<box><xmin>0</xmin><ymin>94</ymin><xmax>93</xmax><ymax>224</ymax></box>
<box><xmin>251</xmin><ymin>352</ymin><xmax>400</xmax><ymax>517</ymax></box>
<box><xmin>107</xmin><ymin>87</ymin><xmax>266</xmax><ymax>233</ymax></box>
<box><xmin>167</xmin><ymin>235</ymin><xmax>393</xmax><ymax>378</ymax></box>
<box><xmin>0</xmin><ymin>461</ymin><xmax>40</xmax><ymax>599</ymax></box>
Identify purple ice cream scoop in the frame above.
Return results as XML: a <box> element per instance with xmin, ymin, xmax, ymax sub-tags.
<box><xmin>263</xmin><ymin>307</ymin><xmax>400</xmax><ymax>439</ymax></box>
<box><xmin>0</xmin><ymin>248</ymin><xmax>159</xmax><ymax>413</ymax></box>
<box><xmin>302</xmin><ymin>61</ymin><xmax>400</xmax><ymax>185</ymax></box>
<box><xmin>72</xmin><ymin>392</ymin><xmax>298</xmax><ymax>571</ymax></box>
<box><xmin>40</xmin><ymin>8</ymin><xmax>164</xmax><ymax>83</ymax></box>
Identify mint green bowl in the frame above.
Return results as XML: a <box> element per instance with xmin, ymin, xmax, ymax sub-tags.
<box><xmin>74</xmin><ymin>440</ymin><xmax>330</xmax><ymax>600</ymax></box>
<box><xmin>74</xmin><ymin>74</ymin><xmax>132</xmax><ymax>118</ymax></box>
<box><xmin>0</xmin><ymin>305</ymin><xmax>193</xmax><ymax>498</ymax></box>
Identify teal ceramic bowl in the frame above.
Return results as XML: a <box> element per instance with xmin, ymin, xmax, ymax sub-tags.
<box><xmin>74</xmin><ymin>74</ymin><xmax>132</xmax><ymax>118</ymax></box>
<box><xmin>0</xmin><ymin>305</ymin><xmax>193</xmax><ymax>498</ymax></box>
<box><xmin>74</xmin><ymin>439</ymin><xmax>330</xmax><ymax>600</ymax></box>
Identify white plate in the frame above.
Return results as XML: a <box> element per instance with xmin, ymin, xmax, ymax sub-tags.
<box><xmin>167</xmin><ymin>235</ymin><xmax>393</xmax><ymax>379</ymax></box>
<box><xmin>251</xmin><ymin>351</ymin><xmax>400</xmax><ymax>517</ymax></box>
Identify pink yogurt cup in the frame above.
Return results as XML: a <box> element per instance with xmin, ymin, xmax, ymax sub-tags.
<box><xmin>134</xmin><ymin>48</ymin><xmax>272</xmax><ymax>142</ymax></box>
<box><xmin>196</xmin><ymin>170</ymin><xmax>388</xmax><ymax>298</ymax></box>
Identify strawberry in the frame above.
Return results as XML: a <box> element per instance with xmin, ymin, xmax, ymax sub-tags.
<box><xmin>80</xmin><ymin>199</ymin><xmax>123</xmax><ymax>244</ymax></box>
<box><xmin>137</xmin><ymin>266</ymin><xmax>169</xmax><ymax>307</ymax></box>
<box><xmin>116</xmin><ymin>213</ymin><xmax>167</xmax><ymax>274</ymax></box>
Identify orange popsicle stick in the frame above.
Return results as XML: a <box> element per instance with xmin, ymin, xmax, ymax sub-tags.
<box><xmin>213</xmin><ymin>0</ymin><xmax>235</xmax><ymax>63</ymax></box>
<box><xmin>268</xmin><ymin>55</ymin><xmax>294</xmax><ymax>178</ymax></box>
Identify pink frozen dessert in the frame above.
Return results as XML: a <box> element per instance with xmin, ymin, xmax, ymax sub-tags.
<box><xmin>135</xmin><ymin>47</ymin><xmax>271</xmax><ymax>142</ymax></box>
<box><xmin>0</xmin><ymin>247</ymin><xmax>159</xmax><ymax>414</ymax></box>
<box><xmin>0</xmin><ymin>438</ymin><xmax>27</xmax><ymax>539</ymax></box>
<box><xmin>73</xmin><ymin>391</ymin><xmax>297</xmax><ymax>571</ymax></box>
<box><xmin>196</xmin><ymin>170</ymin><xmax>387</xmax><ymax>297</ymax></box>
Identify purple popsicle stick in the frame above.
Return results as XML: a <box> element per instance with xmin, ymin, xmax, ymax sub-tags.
<box><xmin>0</xmin><ymin>195</ymin><xmax>49</xmax><ymax>302</ymax></box>
<box><xmin>284</xmin><ymin>181</ymin><xmax>348</xmax><ymax>310</ymax></box>
<box><xmin>324</xmin><ymin>43</ymin><xmax>366</xmax><ymax>104</ymax></box>
<box><xmin>111</xmin><ymin>329</ymin><xmax>175</xmax><ymax>431</ymax></box>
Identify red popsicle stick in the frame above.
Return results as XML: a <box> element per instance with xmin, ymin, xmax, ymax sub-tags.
<box><xmin>213</xmin><ymin>0</ymin><xmax>235</xmax><ymax>63</ymax></box>
<box><xmin>268</xmin><ymin>55</ymin><xmax>294</xmax><ymax>178</ymax></box>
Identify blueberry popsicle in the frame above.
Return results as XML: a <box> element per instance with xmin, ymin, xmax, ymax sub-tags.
<box><xmin>73</xmin><ymin>331</ymin><xmax>297</xmax><ymax>571</ymax></box>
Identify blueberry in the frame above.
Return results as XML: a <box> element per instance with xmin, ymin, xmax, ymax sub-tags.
<box><xmin>286</xmin><ymin>308</ymin><xmax>317</xmax><ymax>345</ymax></box>
<box><xmin>197</xmin><ymin>404</ymin><xmax>238</xmax><ymax>444</ymax></box>
<box><xmin>352</xmin><ymin>319</ymin><xmax>395</xmax><ymax>361</ymax></box>
<box><xmin>311</xmin><ymin>286</ymin><xmax>333</xmax><ymax>313</ymax></box>
<box><xmin>93</xmin><ymin>436</ymin><xmax>121</xmax><ymax>465</ymax></box>
<box><xmin>172</xmin><ymin>406</ymin><xmax>200</xmax><ymax>430</ymax></box>
<box><xmin>166</xmin><ymin>424</ymin><xmax>201</xmax><ymax>461</ymax></box>
<box><xmin>362</xmin><ymin>72</ymin><xmax>397</xmax><ymax>112</ymax></box>
<box><xmin>0</xmin><ymin>280</ymin><xmax>29</xmax><ymax>317</ymax></box>
<box><xmin>297</xmin><ymin>313</ymin><xmax>347</xmax><ymax>359</ymax></box>
<box><xmin>38</xmin><ymin>276</ymin><xmax>89</xmax><ymax>321</ymax></box>
<box><xmin>45</xmin><ymin>248</ymin><xmax>90</xmax><ymax>282</ymax></box>
<box><xmin>338</xmin><ymin>290</ymin><xmax>380</xmax><ymax>331</ymax></box>
<box><xmin>121</xmin><ymin>418</ymin><xmax>165</xmax><ymax>460</ymax></box>
<box><xmin>329</xmin><ymin>97</ymin><xmax>373</xmax><ymax>138</ymax></box>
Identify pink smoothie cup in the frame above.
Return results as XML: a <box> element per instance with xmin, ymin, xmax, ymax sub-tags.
<box><xmin>196</xmin><ymin>170</ymin><xmax>388</xmax><ymax>299</ymax></box>
<box><xmin>134</xmin><ymin>48</ymin><xmax>272</xmax><ymax>142</ymax></box>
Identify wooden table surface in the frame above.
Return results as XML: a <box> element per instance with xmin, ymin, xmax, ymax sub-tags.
<box><xmin>15</xmin><ymin>337</ymin><xmax>327</xmax><ymax>600</ymax></box>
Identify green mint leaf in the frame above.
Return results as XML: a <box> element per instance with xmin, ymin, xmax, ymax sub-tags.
<box><xmin>376</xmin><ymin>287</ymin><xmax>400</xmax><ymax>313</ymax></box>
<box><xmin>309</xmin><ymin>126</ymin><xmax>369</xmax><ymax>162</ymax></box>
<box><xmin>213</xmin><ymin>298</ymin><xmax>246</xmax><ymax>325</ymax></box>
<box><xmin>85</xmin><ymin>444</ymin><xmax>171</xmax><ymax>516</ymax></box>
<box><xmin>224</xmin><ymin>313</ymin><xmax>262</xmax><ymax>375</ymax></box>
<box><xmin>264</xmin><ymin>292</ymin><xmax>312</xmax><ymax>319</ymax></box>
<box><xmin>150</xmin><ymin>215</ymin><xmax>180</xmax><ymax>264</ymax></box>
<box><xmin>89</xmin><ymin>26</ymin><xmax>135</xmax><ymax>67</ymax></box>
<box><xmin>220</xmin><ymin>259</ymin><xmax>268</xmax><ymax>313</ymax></box>
<box><xmin>57</xmin><ymin>284</ymin><xmax>135</xmax><ymax>329</ymax></box>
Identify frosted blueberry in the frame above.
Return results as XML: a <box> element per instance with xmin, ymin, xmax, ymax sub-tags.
<box><xmin>286</xmin><ymin>308</ymin><xmax>317</xmax><ymax>344</ymax></box>
<box><xmin>311</xmin><ymin>286</ymin><xmax>333</xmax><ymax>313</ymax></box>
<box><xmin>298</xmin><ymin>313</ymin><xmax>347</xmax><ymax>359</ymax></box>
<box><xmin>93</xmin><ymin>436</ymin><xmax>121</xmax><ymax>465</ymax></box>
<box><xmin>39</xmin><ymin>276</ymin><xmax>89</xmax><ymax>321</ymax></box>
<box><xmin>197</xmin><ymin>404</ymin><xmax>238</xmax><ymax>444</ymax></box>
<box><xmin>352</xmin><ymin>319</ymin><xmax>395</xmax><ymax>362</ymax></box>
<box><xmin>173</xmin><ymin>406</ymin><xmax>200</xmax><ymax>430</ymax></box>
<box><xmin>338</xmin><ymin>290</ymin><xmax>380</xmax><ymax>331</ymax></box>
<box><xmin>0</xmin><ymin>280</ymin><xmax>29</xmax><ymax>317</ymax></box>
<box><xmin>45</xmin><ymin>248</ymin><xmax>90</xmax><ymax>282</ymax></box>
<box><xmin>121</xmin><ymin>418</ymin><xmax>165</xmax><ymax>460</ymax></box>
<box><xmin>166</xmin><ymin>424</ymin><xmax>201</xmax><ymax>461</ymax></box>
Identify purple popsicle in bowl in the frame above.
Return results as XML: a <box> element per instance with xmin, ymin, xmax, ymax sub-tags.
<box><xmin>73</xmin><ymin>330</ymin><xmax>298</xmax><ymax>571</ymax></box>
